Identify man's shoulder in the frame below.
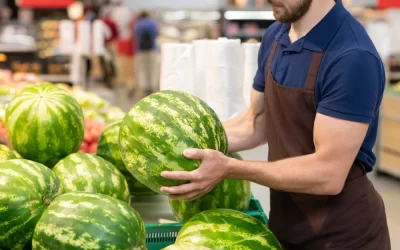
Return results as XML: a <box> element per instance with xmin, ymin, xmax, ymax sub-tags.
<box><xmin>329</xmin><ymin>15</ymin><xmax>381</xmax><ymax>64</ymax></box>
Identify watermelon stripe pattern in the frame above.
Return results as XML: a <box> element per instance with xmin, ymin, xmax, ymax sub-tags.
<box><xmin>32</xmin><ymin>192</ymin><xmax>147</xmax><ymax>250</ymax></box>
<box><xmin>5</xmin><ymin>84</ymin><xmax>85</xmax><ymax>167</ymax></box>
<box><xmin>0</xmin><ymin>159</ymin><xmax>63</xmax><ymax>249</ymax></box>
<box><xmin>169</xmin><ymin>178</ymin><xmax>251</xmax><ymax>222</ymax></box>
<box><xmin>166</xmin><ymin>209</ymin><xmax>282</xmax><ymax>250</ymax></box>
<box><xmin>119</xmin><ymin>90</ymin><xmax>228</xmax><ymax>194</ymax></box>
<box><xmin>0</xmin><ymin>144</ymin><xmax>21</xmax><ymax>162</ymax></box>
<box><xmin>169</xmin><ymin>152</ymin><xmax>251</xmax><ymax>221</ymax></box>
<box><xmin>96</xmin><ymin>121</ymin><xmax>156</xmax><ymax>196</ymax></box>
<box><xmin>163</xmin><ymin>242</ymin><xmax>212</xmax><ymax>250</ymax></box>
<box><xmin>52</xmin><ymin>153</ymin><xmax>130</xmax><ymax>203</ymax></box>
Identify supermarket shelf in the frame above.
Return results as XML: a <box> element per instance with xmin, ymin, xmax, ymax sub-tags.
<box><xmin>39</xmin><ymin>74</ymin><xmax>70</xmax><ymax>83</ymax></box>
<box><xmin>390</xmin><ymin>72</ymin><xmax>400</xmax><ymax>79</ymax></box>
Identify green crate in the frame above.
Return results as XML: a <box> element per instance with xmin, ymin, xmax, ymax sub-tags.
<box><xmin>145</xmin><ymin>198</ymin><xmax>268</xmax><ymax>250</ymax></box>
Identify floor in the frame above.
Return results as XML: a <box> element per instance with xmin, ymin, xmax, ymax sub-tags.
<box><xmin>91</xmin><ymin>83</ymin><xmax>400</xmax><ymax>249</ymax></box>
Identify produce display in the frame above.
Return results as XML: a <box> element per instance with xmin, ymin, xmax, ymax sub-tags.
<box><xmin>97</xmin><ymin>121</ymin><xmax>156</xmax><ymax>196</ymax></box>
<box><xmin>164</xmin><ymin>209</ymin><xmax>282</xmax><ymax>250</ymax></box>
<box><xmin>52</xmin><ymin>152</ymin><xmax>130</xmax><ymax>203</ymax></box>
<box><xmin>169</xmin><ymin>152</ymin><xmax>251</xmax><ymax>221</ymax></box>
<box><xmin>119</xmin><ymin>90</ymin><xmax>228</xmax><ymax>194</ymax></box>
<box><xmin>5</xmin><ymin>84</ymin><xmax>85</xmax><ymax>167</ymax></box>
<box><xmin>32</xmin><ymin>192</ymin><xmax>147</xmax><ymax>250</ymax></box>
<box><xmin>0</xmin><ymin>159</ymin><xmax>63</xmax><ymax>249</ymax></box>
<box><xmin>0</xmin><ymin>80</ymin><xmax>280</xmax><ymax>249</ymax></box>
<box><xmin>80</xmin><ymin>119</ymin><xmax>105</xmax><ymax>153</ymax></box>
<box><xmin>0</xmin><ymin>143</ymin><xmax>21</xmax><ymax>161</ymax></box>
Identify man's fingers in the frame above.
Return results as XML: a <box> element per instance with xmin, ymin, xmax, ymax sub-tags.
<box><xmin>169</xmin><ymin>191</ymin><xmax>203</xmax><ymax>201</ymax></box>
<box><xmin>161</xmin><ymin>171</ymin><xmax>193</xmax><ymax>180</ymax></box>
<box><xmin>160</xmin><ymin>182</ymin><xmax>198</xmax><ymax>195</ymax></box>
<box><xmin>183</xmin><ymin>148</ymin><xmax>205</xmax><ymax>160</ymax></box>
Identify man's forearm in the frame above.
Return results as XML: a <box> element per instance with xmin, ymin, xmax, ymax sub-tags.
<box><xmin>225</xmin><ymin>153</ymin><xmax>348</xmax><ymax>195</ymax></box>
<box><xmin>223</xmin><ymin>112</ymin><xmax>266</xmax><ymax>152</ymax></box>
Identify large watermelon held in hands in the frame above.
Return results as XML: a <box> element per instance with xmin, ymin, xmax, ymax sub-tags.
<box><xmin>169</xmin><ymin>152</ymin><xmax>251</xmax><ymax>222</ymax></box>
<box><xmin>97</xmin><ymin>121</ymin><xmax>156</xmax><ymax>196</ymax></box>
<box><xmin>163</xmin><ymin>209</ymin><xmax>282</xmax><ymax>250</ymax></box>
<box><xmin>0</xmin><ymin>159</ymin><xmax>64</xmax><ymax>249</ymax></box>
<box><xmin>5</xmin><ymin>84</ymin><xmax>85</xmax><ymax>167</ymax></box>
<box><xmin>32</xmin><ymin>192</ymin><xmax>147</xmax><ymax>250</ymax></box>
<box><xmin>0</xmin><ymin>144</ymin><xmax>21</xmax><ymax>162</ymax></box>
<box><xmin>52</xmin><ymin>153</ymin><xmax>130</xmax><ymax>203</ymax></box>
<box><xmin>119</xmin><ymin>90</ymin><xmax>228</xmax><ymax>194</ymax></box>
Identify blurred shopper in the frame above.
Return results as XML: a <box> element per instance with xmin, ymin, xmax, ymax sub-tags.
<box><xmin>98</xmin><ymin>7</ymin><xmax>119</xmax><ymax>89</ymax></box>
<box><xmin>133</xmin><ymin>10</ymin><xmax>160</xmax><ymax>99</ymax></box>
<box><xmin>110</xmin><ymin>0</ymin><xmax>135</xmax><ymax>89</ymax></box>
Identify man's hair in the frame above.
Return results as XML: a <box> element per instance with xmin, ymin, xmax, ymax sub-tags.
<box><xmin>138</xmin><ymin>10</ymin><xmax>150</xmax><ymax>19</ymax></box>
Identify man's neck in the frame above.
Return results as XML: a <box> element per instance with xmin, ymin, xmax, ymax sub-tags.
<box><xmin>289</xmin><ymin>0</ymin><xmax>336</xmax><ymax>43</ymax></box>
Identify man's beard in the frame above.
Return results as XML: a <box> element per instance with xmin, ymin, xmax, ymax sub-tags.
<box><xmin>268</xmin><ymin>0</ymin><xmax>313</xmax><ymax>23</ymax></box>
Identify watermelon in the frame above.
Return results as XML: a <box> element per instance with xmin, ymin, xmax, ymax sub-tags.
<box><xmin>163</xmin><ymin>242</ymin><xmax>212</xmax><ymax>250</ymax></box>
<box><xmin>0</xmin><ymin>144</ymin><xmax>22</xmax><ymax>162</ymax></box>
<box><xmin>119</xmin><ymin>90</ymin><xmax>228</xmax><ymax>194</ymax></box>
<box><xmin>169</xmin><ymin>153</ymin><xmax>250</xmax><ymax>222</ymax></box>
<box><xmin>32</xmin><ymin>192</ymin><xmax>147</xmax><ymax>250</ymax></box>
<box><xmin>5</xmin><ymin>84</ymin><xmax>85</xmax><ymax>167</ymax></box>
<box><xmin>0</xmin><ymin>159</ymin><xmax>64</xmax><ymax>249</ymax></box>
<box><xmin>52</xmin><ymin>153</ymin><xmax>130</xmax><ymax>203</ymax></box>
<box><xmin>164</xmin><ymin>209</ymin><xmax>282</xmax><ymax>250</ymax></box>
<box><xmin>97</xmin><ymin>121</ymin><xmax>156</xmax><ymax>196</ymax></box>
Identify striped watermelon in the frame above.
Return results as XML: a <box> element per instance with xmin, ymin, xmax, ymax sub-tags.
<box><xmin>5</xmin><ymin>84</ymin><xmax>84</xmax><ymax>167</ymax></box>
<box><xmin>119</xmin><ymin>90</ymin><xmax>228</xmax><ymax>194</ymax></box>
<box><xmin>169</xmin><ymin>153</ymin><xmax>251</xmax><ymax>221</ymax></box>
<box><xmin>52</xmin><ymin>153</ymin><xmax>130</xmax><ymax>203</ymax></box>
<box><xmin>163</xmin><ymin>209</ymin><xmax>282</xmax><ymax>250</ymax></box>
<box><xmin>163</xmin><ymin>242</ymin><xmax>211</xmax><ymax>250</ymax></box>
<box><xmin>32</xmin><ymin>192</ymin><xmax>147</xmax><ymax>250</ymax></box>
<box><xmin>0</xmin><ymin>159</ymin><xmax>64</xmax><ymax>249</ymax></box>
<box><xmin>97</xmin><ymin>121</ymin><xmax>156</xmax><ymax>196</ymax></box>
<box><xmin>0</xmin><ymin>144</ymin><xmax>22</xmax><ymax>162</ymax></box>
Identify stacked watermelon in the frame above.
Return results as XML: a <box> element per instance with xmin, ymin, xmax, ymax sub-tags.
<box><xmin>52</xmin><ymin>152</ymin><xmax>130</xmax><ymax>203</ymax></box>
<box><xmin>97</xmin><ymin>121</ymin><xmax>156</xmax><ymax>196</ymax></box>
<box><xmin>0</xmin><ymin>83</ymin><xmax>281</xmax><ymax>249</ymax></box>
<box><xmin>0</xmin><ymin>144</ymin><xmax>21</xmax><ymax>162</ymax></box>
<box><xmin>32</xmin><ymin>192</ymin><xmax>147</xmax><ymax>250</ymax></box>
<box><xmin>169</xmin><ymin>152</ymin><xmax>251</xmax><ymax>222</ymax></box>
<box><xmin>163</xmin><ymin>209</ymin><xmax>282</xmax><ymax>250</ymax></box>
<box><xmin>119</xmin><ymin>90</ymin><xmax>228</xmax><ymax>194</ymax></box>
<box><xmin>0</xmin><ymin>159</ymin><xmax>64</xmax><ymax>249</ymax></box>
<box><xmin>5</xmin><ymin>83</ymin><xmax>85</xmax><ymax>167</ymax></box>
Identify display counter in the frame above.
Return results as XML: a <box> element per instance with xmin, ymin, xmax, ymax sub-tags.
<box><xmin>377</xmin><ymin>88</ymin><xmax>400</xmax><ymax>178</ymax></box>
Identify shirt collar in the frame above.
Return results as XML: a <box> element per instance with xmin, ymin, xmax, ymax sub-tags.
<box><xmin>274</xmin><ymin>0</ymin><xmax>348</xmax><ymax>53</ymax></box>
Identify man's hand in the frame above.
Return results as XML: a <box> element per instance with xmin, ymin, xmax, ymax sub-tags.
<box><xmin>160</xmin><ymin>149</ymin><xmax>229</xmax><ymax>201</ymax></box>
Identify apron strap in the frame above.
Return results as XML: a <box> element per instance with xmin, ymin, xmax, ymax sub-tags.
<box><xmin>267</xmin><ymin>41</ymin><xmax>279</xmax><ymax>70</ymax></box>
<box><xmin>304</xmin><ymin>51</ymin><xmax>325</xmax><ymax>91</ymax></box>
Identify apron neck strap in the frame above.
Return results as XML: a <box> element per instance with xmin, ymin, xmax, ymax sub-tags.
<box><xmin>304</xmin><ymin>50</ymin><xmax>325</xmax><ymax>91</ymax></box>
<box><xmin>267</xmin><ymin>41</ymin><xmax>279</xmax><ymax>69</ymax></box>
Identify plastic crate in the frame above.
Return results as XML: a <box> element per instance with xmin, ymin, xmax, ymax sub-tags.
<box><xmin>145</xmin><ymin>198</ymin><xmax>268</xmax><ymax>250</ymax></box>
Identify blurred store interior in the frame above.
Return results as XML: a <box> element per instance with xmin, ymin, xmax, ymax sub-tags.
<box><xmin>0</xmin><ymin>0</ymin><xmax>400</xmax><ymax>248</ymax></box>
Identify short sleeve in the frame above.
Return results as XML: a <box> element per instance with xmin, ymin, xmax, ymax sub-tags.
<box><xmin>252</xmin><ymin>39</ymin><xmax>267</xmax><ymax>92</ymax></box>
<box><xmin>317</xmin><ymin>49</ymin><xmax>384</xmax><ymax>124</ymax></box>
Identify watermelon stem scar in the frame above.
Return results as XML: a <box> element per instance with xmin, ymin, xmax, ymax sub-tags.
<box><xmin>42</xmin><ymin>195</ymin><xmax>51</xmax><ymax>206</ymax></box>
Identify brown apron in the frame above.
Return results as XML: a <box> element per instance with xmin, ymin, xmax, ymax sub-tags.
<box><xmin>264</xmin><ymin>41</ymin><xmax>391</xmax><ymax>250</ymax></box>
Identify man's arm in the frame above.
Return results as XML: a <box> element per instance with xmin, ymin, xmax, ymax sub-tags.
<box><xmin>161</xmin><ymin>113</ymin><xmax>368</xmax><ymax>199</ymax></box>
<box><xmin>223</xmin><ymin>89</ymin><xmax>267</xmax><ymax>152</ymax></box>
<box><xmin>225</xmin><ymin>113</ymin><xmax>368</xmax><ymax>195</ymax></box>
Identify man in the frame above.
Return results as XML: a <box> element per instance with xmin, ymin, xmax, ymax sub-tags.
<box><xmin>160</xmin><ymin>0</ymin><xmax>391</xmax><ymax>249</ymax></box>
<box><xmin>133</xmin><ymin>10</ymin><xmax>159</xmax><ymax>99</ymax></box>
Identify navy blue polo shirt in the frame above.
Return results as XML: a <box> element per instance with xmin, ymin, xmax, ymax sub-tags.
<box><xmin>253</xmin><ymin>0</ymin><xmax>385</xmax><ymax>172</ymax></box>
